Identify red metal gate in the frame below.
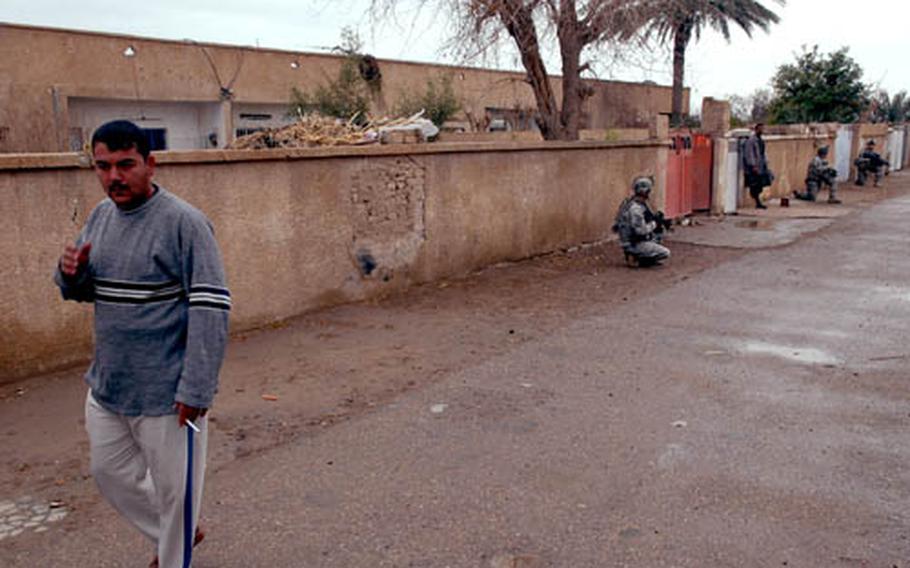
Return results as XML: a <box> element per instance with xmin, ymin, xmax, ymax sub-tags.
<box><xmin>665</xmin><ymin>133</ymin><xmax>692</xmax><ymax>218</ymax></box>
<box><xmin>691</xmin><ymin>134</ymin><xmax>713</xmax><ymax>211</ymax></box>
<box><xmin>665</xmin><ymin>132</ymin><xmax>713</xmax><ymax>218</ymax></box>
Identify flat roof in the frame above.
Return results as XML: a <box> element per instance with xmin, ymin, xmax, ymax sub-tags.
<box><xmin>0</xmin><ymin>21</ymin><xmax>680</xmax><ymax>90</ymax></box>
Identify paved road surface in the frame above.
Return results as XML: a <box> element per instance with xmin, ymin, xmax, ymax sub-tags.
<box><xmin>3</xmin><ymin>193</ymin><xmax>909</xmax><ymax>567</ymax></box>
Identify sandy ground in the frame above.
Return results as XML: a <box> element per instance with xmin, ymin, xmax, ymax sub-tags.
<box><xmin>1</xmin><ymin>175</ymin><xmax>907</xmax><ymax>543</ymax></box>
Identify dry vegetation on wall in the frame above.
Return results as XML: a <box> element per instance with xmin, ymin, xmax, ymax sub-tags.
<box><xmin>228</xmin><ymin>113</ymin><xmax>437</xmax><ymax>149</ymax></box>
<box><xmin>229</xmin><ymin>115</ymin><xmax>370</xmax><ymax>148</ymax></box>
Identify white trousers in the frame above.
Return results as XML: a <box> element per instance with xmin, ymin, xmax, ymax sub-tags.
<box><xmin>85</xmin><ymin>391</ymin><xmax>207</xmax><ymax>568</ymax></box>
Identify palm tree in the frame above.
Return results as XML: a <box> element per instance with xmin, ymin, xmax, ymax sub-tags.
<box><xmin>633</xmin><ymin>0</ymin><xmax>784</xmax><ymax>126</ymax></box>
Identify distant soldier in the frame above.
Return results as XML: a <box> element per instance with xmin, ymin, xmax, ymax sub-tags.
<box><xmin>794</xmin><ymin>146</ymin><xmax>841</xmax><ymax>204</ymax></box>
<box><xmin>743</xmin><ymin>123</ymin><xmax>774</xmax><ymax>209</ymax></box>
<box><xmin>854</xmin><ymin>139</ymin><xmax>888</xmax><ymax>187</ymax></box>
<box><xmin>612</xmin><ymin>176</ymin><xmax>671</xmax><ymax>267</ymax></box>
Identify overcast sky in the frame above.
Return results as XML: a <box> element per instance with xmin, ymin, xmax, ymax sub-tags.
<box><xmin>4</xmin><ymin>1</ymin><xmax>910</xmax><ymax>112</ymax></box>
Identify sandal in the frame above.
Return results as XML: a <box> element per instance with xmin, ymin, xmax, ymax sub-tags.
<box><xmin>148</xmin><ymin>526</ymin><xmax>206</xmax><ymax>568</ymax></box>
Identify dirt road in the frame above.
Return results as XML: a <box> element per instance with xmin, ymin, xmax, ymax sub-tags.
<box><xmin>0</xmin><ymin>227</ymin><xmax>746</xmax><ymax>503</ymax></box>
<box><xmin>2</xmin><ymin>177</ymin><xmax>909</xmax><ymax>566</ymax></box>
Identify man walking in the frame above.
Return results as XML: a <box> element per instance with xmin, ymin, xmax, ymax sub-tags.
<box><xmin>55</xmin><ymin>120</ymin><xmax>230</xmax><ymax>567</ymax></box>
<box><xmin>743</xmin><ymin>123</ymin><xmax>773</xmax><ymax>209</ymax></box>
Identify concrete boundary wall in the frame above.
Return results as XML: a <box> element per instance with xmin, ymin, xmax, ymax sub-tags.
<box><xmin>888</xmin><ymin>126</ymin><xmax>905</xmax><ymax>171</ymax></box>
<box><xmin>760</xmin><ymin>135</ymin><xmax>835</xmax><ymax>201</ymax></box>
<box><xmin>0</xmin><ymin>140</ymin><xmax>666</xmax><ymax>382</ymax></box>
<box><xmin>834</xmin><ymin>126</ymin><xmax>854</xmax><ymax>182</ymax></box>
<box><xmin>724</xmin><ymin>134</ymin><xmax>833</xmax><ymax>207</ymax></box>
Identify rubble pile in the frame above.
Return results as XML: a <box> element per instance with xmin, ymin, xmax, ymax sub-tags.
<box><xmin>229</xmin><ymin>114</ymin><xmax>369</xmax><ymax>149</ymax></box>
<box><xmin>229</xmin><ymin>112</ymin><xmax>438</xmax><ymax>149</ymax></box>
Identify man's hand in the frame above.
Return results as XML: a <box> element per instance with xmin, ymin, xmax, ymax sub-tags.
<box><xmin>176</xmin><ymin>402</ymin><xmax>208</xmax><ymax>427</ymax></box>
<box><xmin>60</xmin><ymin>242</ymin><xmax>91</xmax><ymax>279</ymax></box>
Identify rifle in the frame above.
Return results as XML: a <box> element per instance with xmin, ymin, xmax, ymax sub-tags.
<box><xmin>645</xmin><ymin>209</ymin><xmax>673</xmax><ymax>235</ymax></box>
<box><xmin>810</xmin><ymin>166</ymin><xmax>837</xmax><ymax>185</ymax></box>
<box><xmin>856</xmin><ymin>152</ymin><xmax>888</xmax><ymax>171</ymax></box>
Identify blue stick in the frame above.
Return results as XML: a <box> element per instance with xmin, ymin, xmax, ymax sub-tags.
<box><xmin>182</xmin><ymin>425</ymin><xmax>194</xmax><ymax>568</ymax></box>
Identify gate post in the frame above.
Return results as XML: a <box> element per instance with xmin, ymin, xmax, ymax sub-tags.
<box><xmin>701</xmin><ymin>98</ymin><xmax>731</xmax><ymax>214</ymax></box>
<box><xmin>651</xmin><ymin>115</ymin><xmax>670</xmax><ymax>214</ymax></box>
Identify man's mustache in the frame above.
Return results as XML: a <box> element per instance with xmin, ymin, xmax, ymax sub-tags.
<box><xmin>107</xmin><ymin>182</ymin><xmax>129</xmax><ymax>192</ymax></box>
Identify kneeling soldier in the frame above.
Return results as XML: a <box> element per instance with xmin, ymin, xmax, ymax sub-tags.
<box><xmin>854</xmin><ymin>140</ymin><xmax>887</xmax><ymax>187</ymax></box>
<box><xmin>612</xmin><ymin>176</ymin><xmax>671</xmax><ymax>267</ymax></box>
<box><xmin>794</xmin><ymin>146</ymin><xmax>840</xmax><ymax>204</ymax></box>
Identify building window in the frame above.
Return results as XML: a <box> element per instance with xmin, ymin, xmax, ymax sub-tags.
<box><xmin>142</xmin><ymin>128</ymin><xmax>167</xmax><ymax>151</ymax></box>
<box><xmin>238</xmin><ymin>113</ymin><xmax>273</xmax><ymax>121</ymax></box>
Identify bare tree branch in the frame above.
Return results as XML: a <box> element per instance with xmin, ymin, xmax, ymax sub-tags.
<box><xmin>368</xmin><ymin>0</ymin><xmax>670</xmax><ymax>140</ymax></box>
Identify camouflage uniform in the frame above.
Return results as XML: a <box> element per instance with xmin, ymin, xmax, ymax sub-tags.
<box><xmin>794</xmin><ymin>154</ymin><xmax>839</xmax><ymax>203</ymax></box>
<box><xmin>855</xmin><ymin>147</ymin><xmax>887</xmax><ymax>186</ymax></box>
<box><xmin>613</xmin><ymin>197</ymin><xmax>670</xmax><ymax>266</ymax></box>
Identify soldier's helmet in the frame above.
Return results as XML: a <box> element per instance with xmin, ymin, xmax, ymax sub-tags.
<box><xmin>818</xmin><ymin>146</ymin><xmax>829</xmax><ymax>156</ymax></box>
<box><xmin>632</xmin><ymin>176</ymin><xmax>653</xmax><ymax>197</ymax></box>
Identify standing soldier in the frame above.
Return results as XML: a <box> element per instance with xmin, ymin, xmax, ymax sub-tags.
<box><xmin>794</xmin><ymin>146</ymin><xmax>841</xmax><ymax>204</ymax></box>
<box><xmin>612</xmin><ymin>176</ymin><xmax>671</xmax><ymax>267</ymax></box>
<box><xmin>743</xmin><ymin>123</ymin><xmax>773</xmax><ymax>209</ymax></box>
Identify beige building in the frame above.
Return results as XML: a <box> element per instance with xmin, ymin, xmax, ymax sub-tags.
<box><xmin>0</xmin><ymin>23</ymin><xmax>686</xmax><ymax>153</ymax></box>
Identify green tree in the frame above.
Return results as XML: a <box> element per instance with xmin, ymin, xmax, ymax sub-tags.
<box><xmin>728</xmin><ymin>88</ymin><xmax>771</xmax><ymax>126</ymax></box>
<box><xmin>394</xmin><ymin>75</ymin><xmax>461</xmax><ymax>127</ymax></box>
<box><xmin>768</xmin><ymin>46</ymin><xmax>869</xmax><ymax>124</ymax></box>
<box><xmin>870</xmin><ymin>89</ymin><xmax>910</xmax><ymax>123</ymax></box>
<box><xmin>289</xmin><ymin>28</ymin><xmax>373</xmax><ymax>123</ymax></box>
<box><xmin>632</xmin><ymin>0</ymin><xmax>783</xmax><ymax>126</ymax></box>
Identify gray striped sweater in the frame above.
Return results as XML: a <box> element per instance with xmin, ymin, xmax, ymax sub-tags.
<box><xmin>55</xmin><ymin>186</ymin><xmax>230</xmax><ymax>416</ymax></box>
